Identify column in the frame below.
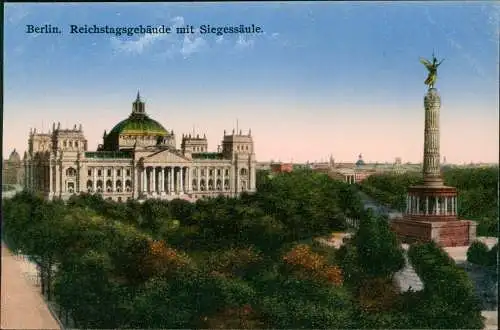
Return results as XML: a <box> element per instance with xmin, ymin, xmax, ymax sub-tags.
<box><xmin>103</xmin><ymin>167</ymin><xmax>107</xmax><ymax>192</ymax></box>
<box><xmin>180</xmin><ymin>167</ymin><xmax>184</xmax><ymax>193</ymax></box>
<box><xmin>122</xmin><ymin>167</ymin><xmax>126</xmax><ymax>191</ymax></box>
<box><xmin>159</xmin><ymin>167</ymin><xmax>164</xmax><ymax>193</ymax></box>
<box><xmin>186</xmin><ymin>167</ymin><xmax>191</xmax><ymax>193</ymax></box>
<box><xmin>112</xmin><ymin>168</ymin><xmax>116</xmax><ymax>192</ymax></box>
<box><xmin>425</xmin><ymin>197</ymin><xmax>429</xmax><ymax>215</ymax></box>
<box><xmin>93</xmin><ymin>167</ymin><xmax>97</xmax><ymax>192</ymax></box>
<box><xmin>205</xmin><ymin>167</ymin><xmax>209</xmax><ymax>192</ymax></box>
<box><xmin>152</xmin><ymin>167</ymin><xmax>156</xmax><ymax>194</ymax></box>
<box><xmin>49</xmin><ymin>162</ymin><xmax>53</xmax><ymax>196</ymax></box>
<box><xmin>197</xmin><ymin>168</ymin><xmax>201</xmax><ymax>191</ymax></box>
<box><xmin>142</xmin><ymin>168</ymin><xmax>147</xmax><ymax>193</ymax></box>
<box><xmin>444</xmin><ymin>197</ymin><xmax>448</xmax><ymax>216</ymax></box>
<box><xmin>435</xmin><ymin>196</ymin><xmax>439</xmax><ymax>215</ymax></box>
<box><xmin>166</xmin><ymin>167</ymin><xmax>171</xmax><ymax>193</ymax></box>
<box><xmin>222</xmin><ymin>168</ymin><xmax>225</xmax><ymax>192</ymax></box>
<box><xmin>416</xmin><ymin>196</ymin><xmax>420</xmax><ymax>215</ymax></box>
<box><xmin>170</xmin><ymin>167</ymin><xmax>175</xmax><ymax>193</ymax></box>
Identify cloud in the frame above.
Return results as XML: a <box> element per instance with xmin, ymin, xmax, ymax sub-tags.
<box><xmin>215</xmin><ymin>35</ymin><xmax>224</xmax><ymax>44</ymax></box>
<box><xmin>180</xmin><ymin>35</ymin><xmax>207</xmax><ymax>58</ymax></box>
<box><xmin>235</xmin><ymin>35</ymin><xmax>255</xmax><ymax>50</ymax></box>
<box><xmin>111</xmin><ymin>16</ymin><xmax>185</xmax><ymax>55</ymax></box>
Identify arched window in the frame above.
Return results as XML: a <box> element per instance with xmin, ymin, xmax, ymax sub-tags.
<box><xmin>66</xmin><ymin>167</ymin><xmax>77</xmax><ymax>177</ymax></box>
<box><xmin>96</xmin><ymin>180</ymin><xmax>103</xmax><ymax>192</ymax></box>
<box><xmin>208</xmin><ymin>179</ymin><xmax>214</xmax><ymax>191</ymax></box>
<box><xmin>116</xmin><ymin>180</ymin><xmax>122</xmax><ymax>192</ymax></box>
<box><xmin>69</xmin><ymin>141</ymin><xmax>73</xmax><ymax>147</ymax></box>
<box><xmin>75</xmin><ymin>141</ymin><xmax>78</xmax><ymax>147</ymax></box>
<box><xmin>216</xmin><ymin>179</ymin><xmax>222</xmax><ymax>190</ymax></box>
<box><xmin>200</xmin><ymin>179</ymin><xmax>206</xmax><ymax>191</ymax></box>
<box><xmin>86</xmin><ymin>180</ymin><xmax>93</xmax><ymax>192</ymax></box>
<box><xmin>97</xmin><ymin>170</ymin><xmax>102</xmax><ymax>177</ymax></box>
<box><xmin>217</xmin><ymin>169</ymin><xmax>221</xmax><ymax>176</ymax></box>
<box><xmin>224</xmin><ymin>179</ymin><xmax>230</xmax><ymax>190</ymax></box>
<box><xmin>106</xmin><ymin>180</ymin><xmax>112</xmax><ymax>192</ymax></box>
<box><xmin>240</xmin><ymin>168</ymin><xmax>247</xmax><ymax>176</ymax></box>
<box><xmin>125</xmin><ymin>180</ymin><xmax>132</xmax><ymax>192</ymax></box>
<box><xmin>192</xmin><ymin>179</ymin><xmax>198</xmax><ymax>191</ymax></box>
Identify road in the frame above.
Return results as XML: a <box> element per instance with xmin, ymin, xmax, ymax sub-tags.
<box><xmin>1</xmin><ymin>242</ymin><xmax>61</xmax><ymax>329</ymax></box>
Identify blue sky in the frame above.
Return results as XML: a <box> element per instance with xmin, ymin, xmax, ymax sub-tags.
<box><xmin>4</xmin><ymin>2</ymin><xmax>499</xmax><ymax>163</ymax></box>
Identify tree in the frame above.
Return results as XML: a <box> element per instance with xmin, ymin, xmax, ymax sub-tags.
<box><xmin>467</xmin><ymin>241</ymin><xmax>490</xmax><ymax>266</ymax></box>
<box><xmin>408</xmin><ymin>242</ymin><xmax>484</xmax><ymax>329</ymax></box>
<box><xmin>354</xmin><ymin>211</ymin><xmax>405</xmax><ymax>280</ymax></box>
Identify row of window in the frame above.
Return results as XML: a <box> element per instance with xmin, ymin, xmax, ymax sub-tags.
<box><xmin>87</xmin><ymin>168</ymin><xmax>131</xmax><ymax>177</ymax></box>
<box><xmin>236</xmin><ymin>145</ymin><xmax>250</xmax><ymax>151</ymax></box>
<box><xmin>62</xmin><ymin>140</ymin><xmax>80</xmax><ymax>148</ymax></box>
<box><xmin>193</xmin><ymin>168</ymin><xmax>248</xmax><ymax>177</ymax></box>
<box><xmin>67</xmin><ymin>167</ymin><xmax>248</xmax><ymax>179</ymax></box>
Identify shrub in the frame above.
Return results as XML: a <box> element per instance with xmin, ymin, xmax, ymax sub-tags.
<box><xmin>488</xmin><ymin>243</ymin><xmax>498</xmax><ymax>267</ymax></box>
<box><xmin>467</xmin><ymin>241</ymin><xmax>490</xmax><ymax>266</ymax></box>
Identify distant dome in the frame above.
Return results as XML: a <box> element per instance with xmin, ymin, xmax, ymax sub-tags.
<box><xmin>356</xmin><ymin>154</ymin><xmax>365</xmax><ymax>166</ymax></box>
<box><xmin>8</xmin><ymin>149</ymin><xmax>21</xmax><ymax>163</ymax></box>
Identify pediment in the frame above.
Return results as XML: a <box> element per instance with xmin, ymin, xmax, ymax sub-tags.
<box><xmin>143</xmin><ymin>149</ymin><xmax>190</xmax><ymax>164</ymax></box>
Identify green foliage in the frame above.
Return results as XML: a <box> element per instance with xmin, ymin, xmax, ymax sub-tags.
<box><xmin>353</xmin><ymin>212</ymin><xmax>405</xmax><ymax>279</ymax></box>
<box><xmin>257</xmin><ymin>278</ymin><xmax>355</xmax><ymax>329</ymax></box>
<box><xmin>6</xmin><ymin>166</ymin><xmax>490</xmax><ymax>329</ymax></box>
<box><xmin>359</xmin><ymin>172</ymin><xmax>423</xmax><ymax>210</ymax></box>
<box><xmin>408</xmin><ymin>242</ymin><xmax>484</xmax><ymax>329</ymax></box>
<box><xmin>467</xmin><ymin>241</ymin><xmax>491</xmax><ymax>266</ymax></box>
<box><xmin>360</xmin><ymin>167</ymin><xmax>499</xmax><ymax>237</ymax></box>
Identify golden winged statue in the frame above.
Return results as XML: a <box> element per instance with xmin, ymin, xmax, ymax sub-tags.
<box><xmin>420</xmin><ymin>54</ymin><xmax>444</xmax><ymax>89</ymax></box>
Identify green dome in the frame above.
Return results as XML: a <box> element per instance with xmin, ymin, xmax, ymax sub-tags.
<box><xmin>109</xmin><ymin>113</ymin><xmax>168</xmax><ymax>136</ymax></box>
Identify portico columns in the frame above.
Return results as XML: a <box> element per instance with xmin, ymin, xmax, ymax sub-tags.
<box><xmin>180</xmin><ymin>167</ymin><xmax>184</xmax><ymax>194</ymax></box>
<box><xmin>152</xmin><ymin>167</ymin><xmax>156</xmax><ymax>194</ymax></box>
<box><xmin>170</xmin><ymin>167</ymin><xmax>175</xmax><ymax>193</ymax></box>
<box><xmin>142</xmin><ymin>168</ymin><xmax>147</xmax><ymax>193</ymax></box>
<box><xmin>205</xmin><ymin>167</ymin><xmax>209</xmax><ymax>191</ymax></box>
<box><xmin>93</xmin><ymin>168</ymin><xmax>97</xmax><ymax>192</ymax></box>
<box><xmin>159</xmin><ymin>167</ymin><xmax>164</xmax><ymax>194</ymax></box>
<box><xmin>222</xmin><ymin>169</ymin><xmax>225</xmax><ymax>191</ymax></box>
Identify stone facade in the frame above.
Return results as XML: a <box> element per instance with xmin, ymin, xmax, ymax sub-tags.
<box><xmin>23</xmin><ymin>94</ymin><xmax>257</xmax><ymax>202</ymax></box>
<box><xmin>391</xmin><ymin>88</ymin><xmax>476</xmax><ymax>247</ymax></box>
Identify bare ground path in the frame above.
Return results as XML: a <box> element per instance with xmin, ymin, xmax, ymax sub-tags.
<box><xmin>1</xmin><ymin>242</ymin><xmax>61</xmax><ymax>330</ymax></box>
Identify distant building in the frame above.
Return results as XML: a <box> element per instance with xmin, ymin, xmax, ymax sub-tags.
<box><xmin>3</xmin><ymin>149</ymin><xmax>24</xmax><ymax>185</ymax></box>
<box><xmin>270</xmin><ymin>163</ymin><xmax>293</xmax><ymax>174</ymax></box>
<box><xmin>310</xmin><ymin>154</ymin><xmax>420</xmax><ymax>184</ymax></box>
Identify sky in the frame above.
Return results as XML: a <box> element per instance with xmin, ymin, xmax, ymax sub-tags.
<box><xmin>3</xmin><ymin>2</ymin><xmax>499</xmax><ymax>164</ymax></box>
